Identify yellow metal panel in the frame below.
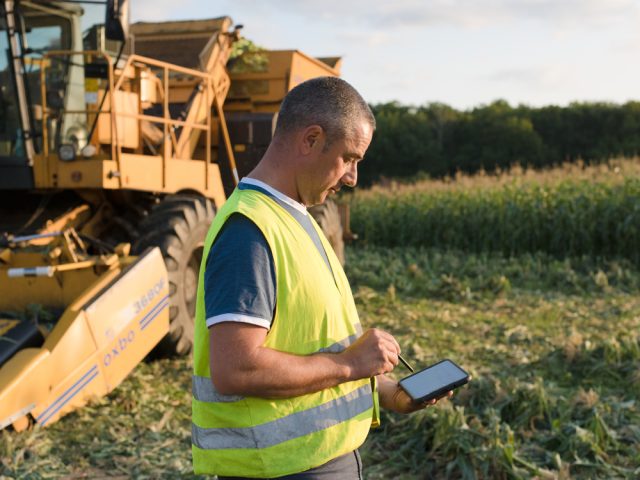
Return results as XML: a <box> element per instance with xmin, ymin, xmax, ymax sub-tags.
<box><xmin>98</xmin><ymin>300</ymin><xmax>168</xmax><ymax>392</ymax></box>
<box><xmin>154</xmin><ymin>157</ymin><xmax>222</xmax><ymax>205</ymax></box>
<box><xmin>43</xmin><ymin>268</ymin><xmax>122</xmax><ymax>349</ymax></box>
<box><xmin>32</xmin><ymin>153</ymin><xmax>51</xmax><ymax>188</ymax></box>
<box><xmin>41</xmin><ymin>310</ymin><xmax>98</xmax><ymax>389</ymax></box>
<box><xmin>140</xmin><ymin>70</ymin><xmax>158</xmax><ymax>104</ymax></box>
<box><xmin>85</xmin><ymin>248</ymin><xmax>168</xmax><ymax>351</ymax></box>
<box><xmin>86</xmin><ymin>248</ymin><xmax>169</xmax><ymax>392</ymax></box>
<box><xmin>96</xmin><ymin>90</ymin><xmax>140</xmax><ymax>149</ymax></box>
<box><xmin>30</xmin><ymin>354</ymin><xmax>107</xmax><ymax>428</ymax></box>
<box><xmin>227</xmin><ymin>50</ymin><xmax>340</xmax><ymax>112</ymax></box>
<box><xmin>168</xmin><ymin>80</ymin><xmax>197</xmax><ymax>103</ymax></box>
<box><xmin>288</xmin><ymin>51</ymin><xmax>340</xmax><ymax>90</ymax></box>
<box><xmin>36</xmin><ymin>151</ymin><xmax>225</xmax><ymax>202</ymax></box>
<box><xmin>118</xmin><ymin>153</ymin><xmax>164</xmax><ymax>189</ymax></box>
<box><xmin>207</xmin><ymin>164</ymin><xmax>226</xmax><ymax>208</ymax></box>
<box><xmin>56</xmin><ymin>158</ymin><xmax>119</xmax><ymax>189</ymax></box>
<box><xmin>0</xmin><ymin>349</ymin><xmax>51</xmax><ymax>430</ymax></box>
<box><xmin>165</xmin><ymin>158</ymin><xmax>205</xmax><ymax>191</ymax></box>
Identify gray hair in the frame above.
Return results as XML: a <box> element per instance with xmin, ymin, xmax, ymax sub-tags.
<box><xmin>273</xmin><ymin>77</ymin><xmax>375</xmax><ymax>149</ymax></box>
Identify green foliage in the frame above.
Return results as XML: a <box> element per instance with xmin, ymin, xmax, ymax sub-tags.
<box><xmin>1</xmin><ymin>358</ymin><xmax>201</xmax><ymax>478</ymax></box>
<box><xmin>345</xmin><ymin>246</ymin><xmax>640</xmax><ymax>300</ymax></box>
<box><xmin>227</xmin><ymin>38</ymin><xmax>268</xmax><ymax>73</ymax></box>
<box><xmin>450</xmin><ymin>102</ymin><xmax>546</xmax><ymax>174</ymax></box>
<box><xmin>351</xmin><ymin>174</ymin><xmax>640</xmax><ymax>263</ymax></box>
<box><xmin>363</xmin><ymin>100</ymin><xmax>640</xmax><ymax>185</ymax></box>
<box><xmin>365</xmin><ymin>102</ymin><xmax>457</xmax><ymax>181</ymax></box>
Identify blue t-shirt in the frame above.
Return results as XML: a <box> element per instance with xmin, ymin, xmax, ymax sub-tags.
<box><xmin>204</xmin><ymin>178</ymin><xmax>333</xmax><ymax>329</ymax></box>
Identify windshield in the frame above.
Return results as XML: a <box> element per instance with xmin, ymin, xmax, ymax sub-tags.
<box><xmin>0</xmin><ymin>5</ymin><xmax>70</xmax><ymax>158</ymax></box>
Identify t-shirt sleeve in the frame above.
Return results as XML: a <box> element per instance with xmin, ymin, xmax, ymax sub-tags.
<box><xmin>204</xmin><ymin>213</ymin><xmax>276</xmax><ymax>330</ymax></box>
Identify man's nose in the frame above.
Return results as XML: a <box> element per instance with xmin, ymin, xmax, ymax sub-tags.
<box><xmin>342</xmin><ymin>162</ymin><xmax>358</xmax><ymax>188</ymax></box>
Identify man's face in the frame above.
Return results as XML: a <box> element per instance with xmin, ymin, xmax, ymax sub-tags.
<box><xmin>299</xmin><ymin>119</ymin><xmax>373</xmax><ymax>207</ymax></box>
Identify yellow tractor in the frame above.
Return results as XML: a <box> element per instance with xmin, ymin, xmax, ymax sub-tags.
<box><xmin>0</xmin><ymin>0</ymin><xmax>346</xmax><ymax>431</ymax></box>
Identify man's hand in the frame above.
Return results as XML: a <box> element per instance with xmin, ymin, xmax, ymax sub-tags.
<box><xmin>377</xmin><ymin>374</ymin><xmax>453</xmax><ymax>414</ymax></box>
<box><xmin>339</xmin><ymin>328</ymin><xmax>401</xmax><ymax>380</ymax></box>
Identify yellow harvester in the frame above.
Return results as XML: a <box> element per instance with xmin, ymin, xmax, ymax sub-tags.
<box><xmin>0</xmin><ymin>0</ymin><xmax>345</xmax><ymax>431</ymax></box>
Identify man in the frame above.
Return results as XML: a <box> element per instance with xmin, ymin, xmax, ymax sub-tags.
<box><xmin>192</xmin><ymin>77</ymin><xmax>449</xmax><ymax>479</ymax></box>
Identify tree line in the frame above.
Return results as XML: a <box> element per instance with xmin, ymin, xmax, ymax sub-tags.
<box><xmin>362</xmin><ymin>100</ymin><xmax>640</xmax><ymax>185</ymax></box>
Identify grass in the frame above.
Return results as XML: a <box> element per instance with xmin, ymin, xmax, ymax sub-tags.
<box><xmin>349</xmin><ymin>248</ymin><xmax>640</xmax><ymax>479</ymax></box>
<box><xmin>1</xmin><ymin>356</ymin><xmax>195</xmax><ymax>479</ymax></box>
<box><xmin>2</xmin><ymin>246</ymin><xmax>639</xmax><ymax>479</ymax></box>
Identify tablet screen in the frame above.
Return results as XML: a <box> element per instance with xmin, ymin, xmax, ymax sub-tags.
<box><xmin>400</xmin><ymin>360</ymin><xmax>468</xmax><ymax>400</ymax></box>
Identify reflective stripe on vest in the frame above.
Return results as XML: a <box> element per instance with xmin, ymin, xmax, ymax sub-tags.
<box><xmin>192</xmin><ymin>376</ymin><xmax>243</xmax><ymax>403</ymax></box>
<box><xmin>317</xmin><ymin>324</ymin><xmax>362</xmax><ymax>353</ymax></box>
<box><xmin>192</xmin><ymin>384</ymin><xmax>372</xmax><ymax>450</ymax></box>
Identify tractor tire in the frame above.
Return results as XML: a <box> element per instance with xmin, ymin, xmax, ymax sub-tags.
<box><xmin>309</xmin><ymin>199</ymin><xmax>345</xmax><ymax>266</ymax></box>
<box><xmin>133</xmin><ymin>195</ymin><xmax>215</xmax><ymax>356</ymax></box>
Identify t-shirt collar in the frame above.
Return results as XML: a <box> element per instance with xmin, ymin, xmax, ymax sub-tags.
<box><xmin>240</xmin><ymin>177</ymin><xmax>308</xmax><ymax>216</ymax></box>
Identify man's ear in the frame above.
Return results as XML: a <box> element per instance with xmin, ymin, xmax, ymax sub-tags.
<box><xmin>300</xmin><ymin>125</ymin><xmax>324</xmax><ymax>155</ymax></box>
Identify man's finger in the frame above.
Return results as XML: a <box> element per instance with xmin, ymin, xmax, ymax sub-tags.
<box><xmin>380</xmin><ymin>337</ymin><xmax>401</xmax><ymax>356</ymax></box>
<box><xmin>390</xmin><ymin>351</ymin><xmax>399</xmax><ymax>366</ymax></box>
<box><xmin>388</xmin><ymin>334</ymin><xmax>401</xmax><ymax>354</ymax></box>
<box><xmin>375</xmin><ymin>329</ymin><xmax>401</xmax><ymax>354</ymax></box>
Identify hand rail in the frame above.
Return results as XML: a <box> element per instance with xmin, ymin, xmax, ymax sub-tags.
<box><xmin>36</xmin><ymin>44</ymin><xmax>236</xmax><ymax>192</ymax></box>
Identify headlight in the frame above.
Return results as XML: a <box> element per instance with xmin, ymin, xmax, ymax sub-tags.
<box><xmin>58</xmin><ymin>144</ymin><xmax>76</xmax><ymax>162</ymax></box>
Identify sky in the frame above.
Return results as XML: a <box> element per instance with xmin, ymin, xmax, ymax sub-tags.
<box><xmin>121</xmin><ymin>0</ymin><xmax>640</xmax><ymax>110</ymax></box>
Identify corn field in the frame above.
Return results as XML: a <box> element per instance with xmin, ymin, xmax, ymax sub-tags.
<box><xmin>351</xmin><ymin>161</ymin><xmax>640</xmax><ymax>262</ymax></box>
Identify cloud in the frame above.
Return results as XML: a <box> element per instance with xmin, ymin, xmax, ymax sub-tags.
<box><xmin>487</xmin><ymin>64</ymin><xmax>572</xmax><ymax>88</ymax></box>
<box><xmin>127</xmin><ymin>0</ymin><xmax>640</xmax><ymax>58</ymax></box>
<box><xmin>481</xmin><ymin>63</ymin><xmax>591</xmax><ymax>107</ymax></box>
<box><xmin>130</xmin><ymin>0</ymin><xmax>199</xmax><ymax>22</ymax></box>
<box><xmin>337</xmin><ymin>31</ymin><xmax>393</xmax><ymax>48</ymax></box>
<box><xmin>216</xmin><ymin>0</ymin><xmax>639</xmax><ymax>30</ymax></box>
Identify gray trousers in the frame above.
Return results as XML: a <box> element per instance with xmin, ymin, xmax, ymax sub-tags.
<box><xmin>216</xmin><ymin>449</ymin><xmax>363</xmax><ymax>480</ymax></box>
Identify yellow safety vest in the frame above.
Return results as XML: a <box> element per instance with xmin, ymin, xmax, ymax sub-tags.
<box><xmin>192</xmin><ymin>188</ymin><xmax>380</xmax><ymax>478</ymax></box>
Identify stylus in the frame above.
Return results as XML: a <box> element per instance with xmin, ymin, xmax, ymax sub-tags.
<box><xmin>398</xmin><ymin>354</ymin><xmax>415</xmax><ymax>372</ymax></box>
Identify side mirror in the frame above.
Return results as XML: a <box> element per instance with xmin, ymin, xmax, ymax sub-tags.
<box><xmin>105</xmin><ymin>0</ymin><xmax>129</xmax><ymax>42</ymax></box>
